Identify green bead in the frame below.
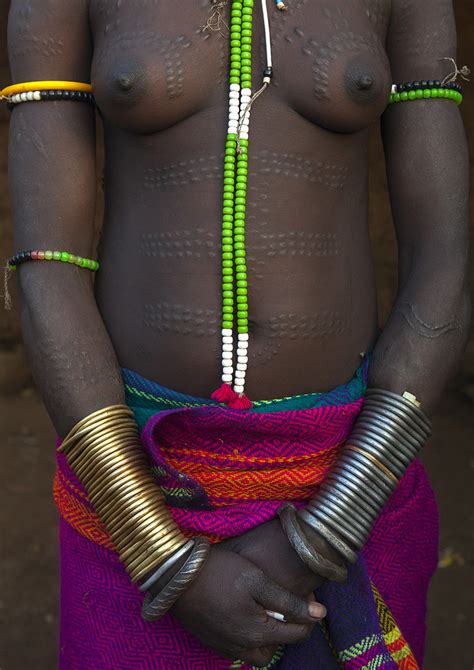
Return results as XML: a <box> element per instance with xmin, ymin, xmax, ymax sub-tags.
<box><xmin>236</xmin><ymin>272</ymin><xmax>247</xmax><ymax>281</ymax></box>
<box><xmin>223</xmin><ymin>322</ymin><xmax>234</xmax><ymax>329</ymax></box>
<box><xmin>416</xmin><ymin>89</ymin><xmax>423</xmax><ymax>99</ymax></box>
<box><xmin>234</xmin><ymin>242</ymin><xmax>245</xmax><ymax>250</ymax></box>
<box><xmin>222</xmin><ymin>252</ymin><xmax>233</xmax><ymax>260</ymax></box>
<box><xmin>68</xmin><ymin>254</ymin><xmax>77</xmax><ymax>264</ymax></box>
<box><xmin>237</xmin><ymin>327</ymin><xmax>248</xmax><ymax>334</ymax></box>
<box><xmin>92</xmin><ymin>261</ymin><xmax>99</xmax><ymax>271</ymax></box>
<box><xmin>235</xmin><ymin>234</ymin><xmax>245</xmax><ymax>243</ymax></box>
<box><xmin>423</xmin><ymin>89</ymin><xmax>431</xmax><ymax>98</ymax></box>
<box><xmin>236</xmin><ymin>296</ymin><xmax>247</xmax><ymax>304</ymax></box>
<box><xmin>234</xmin><ymin>213</ymin><xmax>245</xmax><ymax>221</ymax></box>
<box><xmin>400</xmin><ymin>91</ymin><xmax>409</xmax><ymax>101</ymax></box>
<box><xmin>408</xmin><ymin>90</ymin><xmax>416</xmax><ymax>100</ymax></box>
<box><xmin>235</xmin><ymin>250</ymin><xmax>246</xmax><ymax>259</ymax></box>
<box><xmin>237</xmin><ymin>319</ymin><xmax>248</xmax><ymax>327</ymax></box>
<box><xmin>235</xmin><ymin>205</ymin><xmax>246</xmax><ymax>213</ymax></box>
<box><xmin>60</xmin><ymin>252</ymin><xmax>70</xmax><ymax>262</ymax></box>
<box><xmin>241</xmin><ymin>29</ymin><xmax>252</xmax><ymax>37</ymax></box>
<box><xmin>222</xmin><ymin>287</ymin><xmax>233</xmax><ymax>296</ymax></box>
<box><xmin>223</xmin><ymin>290</ymin><xmax>234</xmax><ymax>298</ymax></box>
<box><xmin>237</xmin><ymin>287</ymin><xmax>247</xmax><ymax>296</ymax></box>
<box><xmin>241</xmin><ymin>66</ymin><xmax>252</xmax><ymax>75</ymax></box>
<box><xmin>53</xmin><ymin>251</ymin><xmax>61</xmax><ymax>261</ymax></box>
<box><xmin>392</xmin><ymin>93</ymin><xmax>400</xmax><ymax>102</ymax></box>
<box><xmin>236</xmin><ymin>280</ymin><xmax>248</xmax><ymax>288</ymax></box>
<box><xmin>229</xmin><ymin>69</ymin><xmax>240</xmax><ymax>78</ymax></box>
<box><xmin>229</xmin><ymin>77</ymin><xmax>240</xmax><ymax>85</ymax></box>
<box><xmin>223</xmin><ymin>306</ymin><xmax>234</xmax><ymax>314</ymax></box>
<box><xmin>222</xmin><ymin>268</ymin><xmax>233</xmax><ymax>276</ymax></box>
<box><xmin>235</xmin><ymin>264</ymin><xmax>247</xmax><ymax>273</ymax></box>
<box><xmin>235</xmin><ymin>189</ymin><xmax>246</xmax><ymax>197</ymax></box>
<box><xmin>222</xmin><ymin>260</ymin><xmax>233</xmax><ymax>268</ymax></box>
<box><xmin>45</xmin><ymin>251</ymin><xmax>53</xmax><ymax>260</ymax></box>
<box><xmin>222</xmin><ymin>245</ymin><xmax>233</xmax><ymax>253</ymax></box>
<box><xmin>431</xmin><ymin>89</ymin><xmax>439</xmax><ymax>98</ymax></box>
<box><xmin>223</xmin><ymin>298</ymin><xmax>234</xmax><ymax>307</ymax></box>
<box><xmin>235</xmin><ymin>197</ymin><xmax>246</xmax><ymax>205</ymax></box>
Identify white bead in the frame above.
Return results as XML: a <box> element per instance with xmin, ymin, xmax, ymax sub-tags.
<box><xmin>33</xmin><ymin>91</ymin><xmax>41</xmax><ymax>101</ymax></box>
<box><xmin>222</xmin><ymin>351</ymin><xmax>233</xmax><ymax>360</ymax></box>
<box><xmin>27</xmin><ymin>91</ymin><xmax>35</xmax><ymax>101</ymax></box>
<box><xmin>239</xmin><ymin>132</ymin><xmax>249</xmax><ymax>140</ymax></box>
<box><xmin>241</xmin><ymin>95</ymin><xmax>251</xmax><ymax>104</ymax></box>
<box><xmin>240</xmin><ymin>112</ymin><xmax>251</xmax><ymax>123</ymax></box>
<box><xmin>235</xmin><ymin>370</ymin><xmax>246</xmax><ymax>379</ymax></box>
<box><xmin>229</xmin><ymin>112</ymin><xmax>239</xmax><ymax>121</ymax></box>
<box><xmin>229</xmin><ymin>103</ymin><xmax>240</xmax><ymax>111</ymax></box>
<box><xmin>234</xmin><ymin>385</ymin><xmax>245</xmax><ymax>394</ymax></box>
<box><xmin>229</xmin><ymin>91</ymin><xmax>240</xmax><ymax>99</ymax></box>
<box><xmin>223</xmin><ymin>336</ymin><xmax>233</xmax><ymax>344</ymax></box>
<box><xmin>240</xmin><ymin>124</ymin><xmax>249</xmax><ymax>133</ymax></box>
<box><xmin>241</xmin><ymin>88</ymin><xmax>252</xmax><ymax>97</ymax></box>
<box><xmin>21</xmin><ymin>92</ymin><xmax>28</xmax><ymax>101</ymax></box>
<box><xmin>222</xmin><ymin>329</ymin><xmax>233</xmax><ymax>336</ymax></box>
<box><xmin>12</xmin><ymin>94</ymin><xmax>18</xmax><ymax>103</ymax></box>
<box><xmin>222</xmin><ymin>374</ymin><xmax>233</xmax><ymax>383</ymax></box>
<box><xmin>237</xmin><ymin>342</ymin><xmax>249</xmax><ymax>350</ymax></box>
<box><xmin>223</xmin><ymin>366</ymin><xmax>234</xmax><ymax>374</ymax></box>
<box><xmin>238</xmin><ymin>333</ymin><xmax>250</xmax><ymax>342</ymax></box>
<box><xmin>236</xmin><ymin>363</ymin><xmax>247</xmax><ymax>371</ymax></box>
<box><xmin>237</xmin><ymin>355</ymin><xmax>248</xmax><ymax>364</ymax></box>
<box><xmin>391</xmin><ymin>84</ymin><xmax>397</xmax><ymax>94</ymax></box>
<box><xmin>230</xmin><ymin>83</ymin><xmax>240</xmax><ymax>92</ymax></box>
<box><xmin>223</xmin><ymin>344</ymin><xmax>233</xmax><ymax>352</ymax></box>
<box><xmin>237</xmin><ymin>348</ymin><xmax>248</xmax><ymax>357</ymax></box>
<box><xmin>228</xmin><ymin>125</ymin><xmax>238</xmax><ymax>134</ymax></box>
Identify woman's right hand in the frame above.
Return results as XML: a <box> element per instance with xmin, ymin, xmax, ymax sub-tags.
<box><xmin>170</xmin><ymin>545</ymin><xmax>320</xmax><ymax>666</ymax></box>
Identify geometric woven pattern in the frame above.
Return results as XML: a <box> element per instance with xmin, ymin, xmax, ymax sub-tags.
<box><xmin>55</xmin><ymin>362</ymin><xmax>438</xmax><ymax>669</ymax></box>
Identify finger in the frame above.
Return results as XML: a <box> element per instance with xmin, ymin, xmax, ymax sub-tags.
<box><xmin>253</xmin><ymin>618</ymin><xmax>314</xmax><ymax>647</ymax></box>
<box><xmin>253</xmin><ymin>573</ymin><xmax>326</xmax><ymax>623</ymax></box>
<box><xmin>239</xmin><ymin>646</ymin><xmax>278</xmax><ymax>667</ymax></box>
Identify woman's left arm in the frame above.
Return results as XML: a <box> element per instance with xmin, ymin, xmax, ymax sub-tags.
<box><xmin>373</xmin><ymin>0</ymin><xmax>470</xmax><ymax>414</ymax></box>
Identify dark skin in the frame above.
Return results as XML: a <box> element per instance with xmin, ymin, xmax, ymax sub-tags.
<box><xmin>7</xmin><ymin>0</ymin><xmax>470</xmax><ymax>665</ymax></box>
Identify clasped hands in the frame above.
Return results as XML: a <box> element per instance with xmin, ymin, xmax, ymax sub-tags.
<box><xmin>169</xmin><ymin>519</ymin><xmax>329</xmax><ymax>666</ymax></box>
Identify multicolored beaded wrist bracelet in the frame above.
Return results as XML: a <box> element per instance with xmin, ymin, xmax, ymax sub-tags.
<box><xmin>389</xmin><ymin>80</ymin><xmax>463</xmax><ymax>105</ymax></box>
<box><xmin>8</xmin><ymin>250</ymin><xmax>99</xmax><ymax>271</ymax></box>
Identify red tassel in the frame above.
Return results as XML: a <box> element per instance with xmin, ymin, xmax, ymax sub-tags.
<box><xmin>211</xmin><ymin>383</ymin><xmax>238</xmax><ymax>403</ymax></box>
<box><xmin>228</xmin><ymin>393</ymin><xmax>253</xmax><ymax>410</ymax></box>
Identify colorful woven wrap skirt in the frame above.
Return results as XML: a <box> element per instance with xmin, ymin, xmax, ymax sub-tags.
<box><xmin>54</xmin><ymin>360</ymin><xmax>439</xmax><ymax>669</ymax></box>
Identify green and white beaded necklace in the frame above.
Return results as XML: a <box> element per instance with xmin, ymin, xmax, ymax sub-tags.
<box><xmin>211</xmin><ymin>0</ymin><xmax>278</xmax><ymax>409</ymax></box>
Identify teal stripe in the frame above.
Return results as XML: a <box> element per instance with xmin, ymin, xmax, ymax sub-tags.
<box><xmin>122</xmin><ymin>357</ymin><xmax>368</xmax><ymax>430</ymax></box>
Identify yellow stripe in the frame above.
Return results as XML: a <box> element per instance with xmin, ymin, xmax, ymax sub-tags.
<box><xmin>391</xmin><ymin>645</ymin><xmax>411</xmax><ymax>662</ymax></box>
<box><xmin>1</xmin><ymin>81</ymin><xmax>92</xmax><ymax>96</ymax></box>
<box><xmin>383</xmin><ymin>627</ymin><xmax>402</xmax><ymax>645</ymax></box>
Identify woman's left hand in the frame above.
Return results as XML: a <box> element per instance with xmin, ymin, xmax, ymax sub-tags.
<box><xmin>221</xmin><ymin>519</ymin><xmax>325</xmax><ymax>606</ymax></box>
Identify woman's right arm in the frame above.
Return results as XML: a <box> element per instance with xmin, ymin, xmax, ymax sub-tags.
<box><xmin>8</xmin><ymin>0</ymin><xmax>125</xmax><ymax>436</ymax></box>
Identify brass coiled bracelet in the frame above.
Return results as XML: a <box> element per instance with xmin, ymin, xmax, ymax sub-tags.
<box><xmin>59</xmin><ymin>405</ymin><xmax>210</xmax><ymax>620</ymax></box>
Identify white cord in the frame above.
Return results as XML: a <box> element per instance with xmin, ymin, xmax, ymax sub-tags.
<box><xmin>261</xmin><ymin>0</ymin><xmax>273</xmax><ymax>69</ymax></box>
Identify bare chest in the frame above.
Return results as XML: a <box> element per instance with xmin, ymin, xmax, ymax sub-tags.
<box><xmin>90</xmin><ymin>0</ymin><xmax>392</xmax><ymax>133</ymax></box>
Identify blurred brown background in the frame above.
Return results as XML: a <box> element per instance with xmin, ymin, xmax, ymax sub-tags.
<box><xmin>0</xmin><ymin>1</ymin><xmax>473</xmax><ymax>669</ymax></box>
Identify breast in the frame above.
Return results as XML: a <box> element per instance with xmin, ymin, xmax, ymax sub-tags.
<box><xmin>90</xmin><ymin>6</ymin><xmax>228</xmax><ymax>134</ymax></box>
<box><xmin>270</xmin><ymin>23</ymin><xmax>392</xmax><ymax>133</ymax></box>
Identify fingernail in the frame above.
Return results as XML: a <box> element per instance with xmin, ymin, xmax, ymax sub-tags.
<box><xmin>309</xmin><ymin>602</ymin><xmax>327</xmax><ymax>619</ymax></box>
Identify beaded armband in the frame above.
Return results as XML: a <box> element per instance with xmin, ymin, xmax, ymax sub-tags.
<box><xmin>8</xmin><ymin>249</ymin><xmax>99</xmax><ymax>271</ymax></box>
<box><xmin>389</xmin><ymin>79</ymin><xmax>463</xmax><ymax>105</ymax></box>
<box><xmin>0</xmin><ymin>81</ymin><xmax>94</xmax><ymax>108</ymax></box>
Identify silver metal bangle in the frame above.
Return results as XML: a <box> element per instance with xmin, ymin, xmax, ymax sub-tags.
<box><xmin>141</xmin><ymin>537</ymin><xmax>210</xmax><ymax>622</ymax></box>
<box><xmin>139</xmin><ymin>540</ymin><xmax>195</xmax><ymax>593</ymax></box>
<box><xmin>278</xmin><ymin>504</ymin><xmax>348</xmax><ymax>582</ymax></box>
<box><xmin>298</xmin><ymin>509</ymin><xmax>358</xmax><ymax>563</ymax></box>
<box><xmin>303</xmin><ymin>388</ymin><xmax>432</xmax><ymax>556</ymax></box>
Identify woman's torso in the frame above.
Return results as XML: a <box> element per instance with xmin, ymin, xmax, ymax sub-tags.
<box><xmin>90</xmin><ymin>0</ymin><xmax>392</xmax><ymax>397</ymax></box>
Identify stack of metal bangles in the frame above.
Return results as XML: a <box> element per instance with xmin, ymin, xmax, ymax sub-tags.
<box><xmin>59</xmin><ymin>405</ymin><xmax>210</xmax><ymax>622</ymax></box>
<box><xmin>279</xmin><ymin>389</ymin><xmax>431</xmax><ymax>578</ymax></box>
